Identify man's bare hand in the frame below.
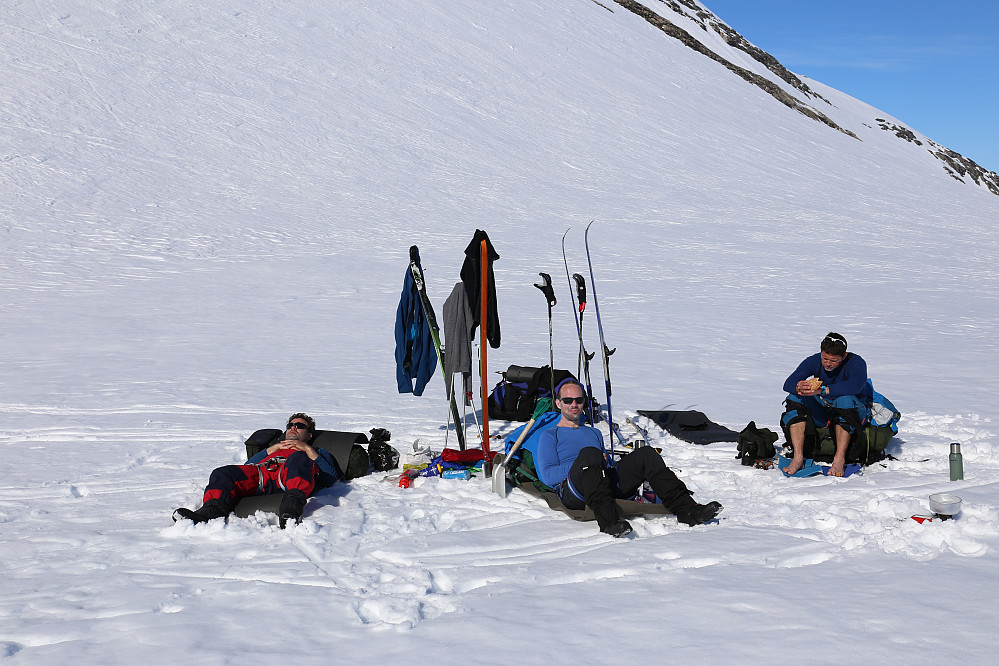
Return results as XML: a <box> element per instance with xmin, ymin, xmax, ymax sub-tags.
<box><xmin>796</xmin><ymin>380</ymin><xmax>821</xmax><ymax>396</ymax></box>
<box><xmin>268</xmin><ymin>440</ymin><xmax>319</xmax><ymax>460</ymax></box>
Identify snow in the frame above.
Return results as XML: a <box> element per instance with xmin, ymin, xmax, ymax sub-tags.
<box><xmin>2</xmin><ymin>0</ymin><xmax>999</xmax><ymax>662</ymax></box>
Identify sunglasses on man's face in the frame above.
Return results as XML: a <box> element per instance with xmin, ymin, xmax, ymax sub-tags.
<box><xmin>287</xmin><ymin>422</ymin><xmax>309</xmax><ymax>430</ymax></box>
<box><xmin>559</xmin><ymin>396</ymin><xmax>586</xmax><ymax>405</ymax></box>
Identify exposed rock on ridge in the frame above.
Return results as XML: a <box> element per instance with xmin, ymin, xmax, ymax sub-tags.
<box><xmin>612</xmin><ymin>0</ymin><xmax>857</xmax><ymax>138</ymax></box>
<box><xmin>610</xmin><ymin>0</ymin><xmax>998</xmax><ymax>196</ymax></box>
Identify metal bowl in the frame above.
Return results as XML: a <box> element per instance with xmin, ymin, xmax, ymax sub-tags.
<box><xmin>929</xmin><ymin>493</ymin><xmax>963</xmax><ymax>516</ymax></box>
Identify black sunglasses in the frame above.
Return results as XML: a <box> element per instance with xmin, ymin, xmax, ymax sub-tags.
<box><xmin>287</xmin><ymin>422</ymin><xmax>309</xmax><ymax>430</ymax></box>
<box><xmin>559</xmin><ymin>396</ymin><xmax>586</xmax><ymax>405</ymax></box>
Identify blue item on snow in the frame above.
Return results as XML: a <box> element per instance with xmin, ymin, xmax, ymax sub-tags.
<box><xmin>778</xmin><ymin>456</ymin><xmax>863</xmax><ymax>478</ymax></box>
<box><xmin>504</xmin><ymin>411</ymin><xmax>561</xmax><ymax>461</ymax></box>
<box><xmin>778</xmin><ymin>456</ymin><xmax>825</xmax><ymax>478</ymax></box>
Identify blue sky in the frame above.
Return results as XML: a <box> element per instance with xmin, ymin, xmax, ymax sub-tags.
<box><xmin>703</xmin><ymin>0</ymin><xmax>999</xmax><ymax>172</ymax></box>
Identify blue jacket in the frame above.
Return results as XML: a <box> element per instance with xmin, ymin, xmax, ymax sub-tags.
<box><xmin>535</xmin><ymin>425</ymin><xmax>606</xmax><ymax>487</ymax></box>
<box><xmin>395</xmin><ymin>264</ymin><xmax>437</xmax><ymax>396</ymax></box>
<box><xmin>783</xmin><ymin>352</ymin><xmax>871</xmax><ymax>401</ymax></box>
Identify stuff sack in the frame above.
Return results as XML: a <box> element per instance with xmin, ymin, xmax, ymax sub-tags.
<box><xmin>368</xmin><ymin>428</ymin><xmax>400</xmax><ymax>472</ymax></box>
<box><xmin>488</xmin><ymin>365</ymin><xmax>586</xmax><ymax>422</ymax></box>
<box><xmin>736</xmin><ymin>421</ymin><xmax>778</xmax><ymax>466</ymax></box>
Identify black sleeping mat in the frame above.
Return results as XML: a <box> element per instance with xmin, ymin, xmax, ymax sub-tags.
<box><xmin>636</xmin><ymin>410</ymin><xmax>739</xmax><ymax>444</ymax></box>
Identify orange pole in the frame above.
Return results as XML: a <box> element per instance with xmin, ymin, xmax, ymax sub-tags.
<box><xmin>480</xmin><ymin>239</ymin><xmax>490</xmax><ymax>456</ymax></box>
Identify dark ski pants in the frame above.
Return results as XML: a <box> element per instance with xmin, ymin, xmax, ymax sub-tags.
<box><xmin>782</xmin><ymin>393</ymin><xmax>868</xmax><ymax>437</ymax></box>
<box><xmin>559</xmin><ymin>446</ymin><xmax>694</xmax><ymax>526</ymax></box>
<box><xmin>202</xmin><ymin>450</ymin><xmax>317</xmax><ymax>508</ymax></box>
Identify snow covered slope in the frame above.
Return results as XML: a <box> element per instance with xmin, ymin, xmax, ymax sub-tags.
<box><xmin>2</xmin><ymin>0</ymin><xmax>997</xmax><ymax>662</ymax></box>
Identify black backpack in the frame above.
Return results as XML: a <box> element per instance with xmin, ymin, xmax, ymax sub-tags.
<box><xmin>736</xmin><ymin>421</ymin><xmax>778</xmax><ymax>466</ymax></box>
<box><xmin>367</xmin><ymin>428</ymin><xmax>399</xmax><ymax>471</ymax></box>
<box><xmin>487</xmin><ymin>365</ymin><xmax>582</xmax><ymax>422</ymax></box>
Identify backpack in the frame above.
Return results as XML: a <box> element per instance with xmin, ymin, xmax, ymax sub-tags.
<box><xmin>367</xmin><ymin>428</ymin><xmax>400</xmax><ymax>472</ymax></box>
<box><xmin>736</xmin><ymin>421</ymin><xmax>778</xmax><ymax>466</ymax></box>
<box><xmin>502</xmin><ymin>411</ymin><xmax>562</xmax><ymax>491</ymax></box>
<box><xmin>487</xmin><ymin>365</ymin><xmax>583</xmax><ymax>422</ymax></box>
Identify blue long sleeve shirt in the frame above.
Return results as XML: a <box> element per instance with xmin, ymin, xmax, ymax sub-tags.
<box><xmin>535</xmin><ymin>426</ymin><xmax>606</xmax><ymax>487</ymax></box>
<box><xmin>783</xmin><ymin>352</ymin><xmax>870</xmax><ymax>400</ymax></box>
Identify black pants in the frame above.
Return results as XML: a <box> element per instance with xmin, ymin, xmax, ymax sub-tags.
<box><xmin>560</xmin><ymin>446</ymin><xmax>694</xmax><ymax>517</ymax></box>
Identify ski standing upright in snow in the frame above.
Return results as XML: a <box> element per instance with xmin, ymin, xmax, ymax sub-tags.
<box><xmin>584</xmin><ymin>221</ymin><xmax>626</xmax><ymax>449</ymax></box>
<box><xmin>409</xmin><ymin>245</ymin><xmax>466</xmax><ymax>449</ymax></box>
<box><xmin>562</xmin><ymin>229</ymin><xmax>596</xmax><ymax>426</ymax></box>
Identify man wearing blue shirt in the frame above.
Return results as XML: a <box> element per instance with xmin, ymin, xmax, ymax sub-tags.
<box><xmin>173</xmin><ymin>413</ymin><xmax>338</xmax><ymax>528</ymax></box>
<box><xmin>536</xmin><ymin>380</ymin><xmax>722</xmax><ymax>537</ymax></box>
<box><xmin>781</xmin><ymin>333</ymin><xmax>872</xmax><ymax>477</ymax></box>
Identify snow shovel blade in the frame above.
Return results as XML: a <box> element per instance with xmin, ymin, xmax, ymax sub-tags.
<box><xmin>491</xmin><ymin>453</ymin><xmax>507</xmax><ymax>497</ymax></box>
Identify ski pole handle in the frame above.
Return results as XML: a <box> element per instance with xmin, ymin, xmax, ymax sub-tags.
<box><xmin>572</xmin><ymin>273</ymin><xmax>587</xmax><ymax>313</ymax></box>
<box><xmin>534</xmin><ymin>272</ymin><xmax>556</xmax><ymax>308</ymax></box>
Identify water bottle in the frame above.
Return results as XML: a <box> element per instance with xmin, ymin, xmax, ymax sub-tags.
<box><xmin>949</xmin><ymin>443</ymin><xmax>964</xmax><ymax>481</ymax></box>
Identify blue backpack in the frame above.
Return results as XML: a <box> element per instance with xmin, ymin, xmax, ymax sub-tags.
<box><xmin>867</xmin><ymin>380</ymin><xmax>901</xmax><ymax>434</ymax></box>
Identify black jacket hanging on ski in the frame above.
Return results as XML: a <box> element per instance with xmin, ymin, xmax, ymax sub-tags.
<box><xmin>460</xmin><ymin>229</ymin><xmax>501</xmax><ymax>349</ymax></box>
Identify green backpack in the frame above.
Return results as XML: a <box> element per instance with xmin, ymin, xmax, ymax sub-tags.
<box><xmin>783</xmin><ymin>380</ymin><xmax>901</xmax><ymax>466</ymax></box>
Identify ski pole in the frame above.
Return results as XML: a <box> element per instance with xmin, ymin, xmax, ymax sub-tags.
<box><xmin>534</xmin><ymin>272</ymin><xmax>557</xmax><ymax>401</ymax></box>
<box><xmin>572</xmin><ymin>273</ymin><xmax>597</xmax><ymax>426</ymax></box>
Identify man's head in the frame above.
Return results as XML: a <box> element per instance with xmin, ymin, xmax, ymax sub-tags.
<box><xmin>820</xmin><ymin>332</ymin><xmax>847</xmax><ymax>371</ymax></box>
<box><xmin>554</xmin><ymin>379</ymin><xmax>586</xmax><ymax>423</ymax></box>
<box><xmin>285</xmin><ymin>413</ymin><xmax>315</xmax><ymax>442</ymax></box>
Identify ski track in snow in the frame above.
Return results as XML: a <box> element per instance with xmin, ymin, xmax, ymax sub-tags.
<box><xmin>2</xmin><ymin>409</ymin><xmax>997</xmax><ymax>639</ymax></box>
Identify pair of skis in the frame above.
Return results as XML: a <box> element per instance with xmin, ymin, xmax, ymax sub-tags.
<box><xmin>408</xmin><ymin>246</ymin><xmax>466</xmax><ymax>450</ymax></box>
<box><xmin>560</xmin><ymin>221</ymin><xmax>626</xmax><ymax>450</ymax></box>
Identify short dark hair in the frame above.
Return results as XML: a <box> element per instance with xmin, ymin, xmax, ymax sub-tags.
<box><xmin>555</xmin><ymin>378</ymin><xmax>584</xmax><ymax>400</ymax></box>
<box><xmin>820</xmin><ymin>332</ymin><xmax>847</xmax><ymax>356</ymax></box>
<box><xmin>288</xmin><ymin>413</ymin><xmax>316</xmax><ymax>434</ymax></box>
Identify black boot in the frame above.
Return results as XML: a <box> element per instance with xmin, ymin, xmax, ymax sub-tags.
<box><xmin>173</xmin><ymin>499</ymin><xmax>229</xmax><ymax>524</ymax></box>
<box><xmin>278</xmin><ymin>489</ymin><xmax>308</xmax><ymax>529</ymax></box>
<box><xmin>601</xmin><ymin>519</ymin><xmax>633</xmax><ymax>538</ymax></box>
<box><xmin>648</xmin><ymin>468</ymin><xmax>722</xmax><ymax>526</ymax></box>
<box><xmin>675</xmin><ymin>501</ymin><xmax>723</xmax><ymax>526</ymax></box>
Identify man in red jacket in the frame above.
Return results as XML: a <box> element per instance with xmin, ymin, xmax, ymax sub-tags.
<box><xmin>174</xmin><ymin>413</ymin><xmax>337</xmax><ymax>528</ymax></box>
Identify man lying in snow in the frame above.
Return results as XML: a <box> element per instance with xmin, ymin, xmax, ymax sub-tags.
<box><xmin>781</xmin><ymin>332</ymin><xmax>872</xmax><ymax>477</ymax></box>
<box><xmin>173</xmin><ymin>413</ymin><xmax>338</xmax><ymax>528</ymax></box>
<box><xmin>535</xmin><ymin>379</ymin><xmax>722</xmax><ymax>538</ymax></box>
